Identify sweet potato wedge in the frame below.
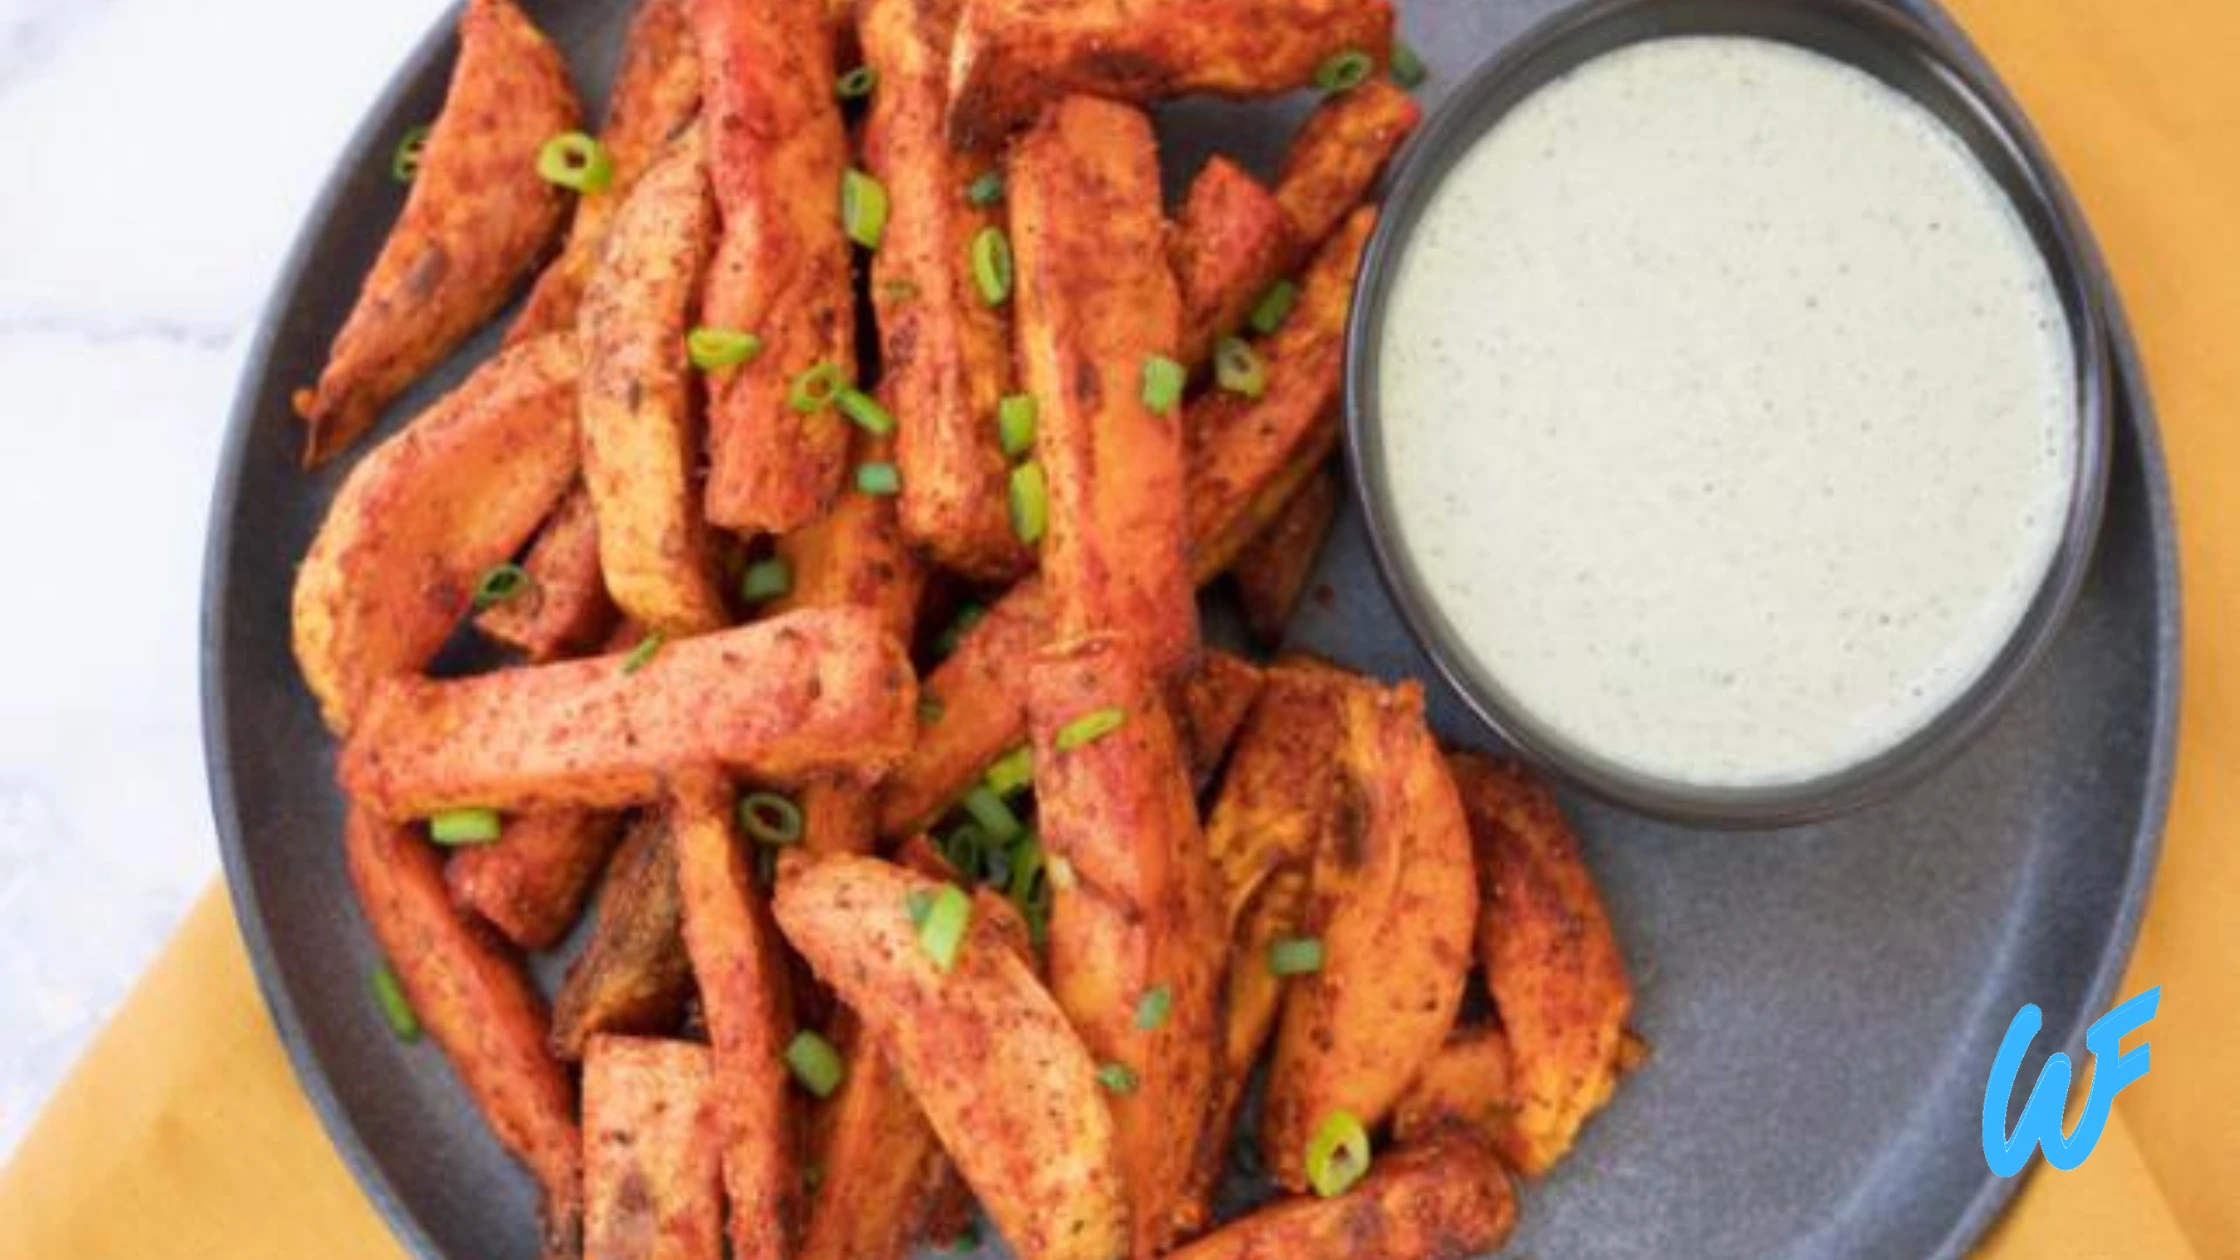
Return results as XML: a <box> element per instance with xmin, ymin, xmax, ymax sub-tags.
<box><xmin>800</xmin><ymin>1023</ymin><xmax>953</xmax><ymax>1260</ymax></box>
<box><xmin>947</xmin><ymin>0</ymin><xmax>1395</xmax><ymax>147</ymax></box>
<box><xmin>1173</xmin><ymin>159</ymin><xmax>1295</xmax><ymax>370</ymax></box>
<box><xmin>1272</xmin><ymin>80</ymin><xmax>1421</xmax><ymax>250</ymax></box>
<box><xmin>671</xmin><ymin>771</ymin><xmax>802</xmax><ymax>1260</ymax></box>
<box><xmin>1028</xmin><ymin>636</ymin><xmax>1225</xmax><ymax>1253</ymax></box>
<box><xmin>1230</xmin><ymin>463</ymin><xmax>1339</xmax><ymax>646</ymax></box>
<box><xmin>1010</xmin><ymin>96</ymin><xmax>1195</xmax><ymax>677</ymax></box>
<box><xmin>1162</xmin><ymin>1135</ymin><xmax>1516</xmax><ymax>1260</ymax></box>
<box><xmin>294</xmin><ymin>334</ymin><xmax>582</xmax><ymax>735</ymax></box>
<box><xmin>344</xmin><ymin>807</ymin><xmax>583</xmax><ymax>1259</ymax></box>
<box><xmin>553</xmin><ymin>817</ymin><xmax>695</xmax><ymax>1060</ymax></box>
<box><xmin>877</xmin><ymin>583</ymin><xmax>1048</xmax><ymax>838</ymax></box>
<box><xmin>1449</xmin><ymin>752</ymin><xmax>1635</xmax><ymax>1177</ymax></box>
<box><xmin>1391</xmin><ymin>1026</ymin><xmax>1517</xmax><ymax>1153</ymax></box>
<box><xmin>294</xmin><ymin>0</ymin><xmax>578</xmax><ymax>464</ymax></box>
<box><xmin>448</xmin><ymin>810</ymin><xmax>625</xmax><ymax>949</ymax></box>
<box><xmin>693</xmin><ymin>0</ymin><xmax>857</xmax><ymax>534</ymax></box>
<box><xmin>584</xmin><ymin>1035</ymin><xmax>725</xmax><ymax>1260</ymax></box>
<box><xmin>860</xmin><ymin>0</ymin><xmax>1029</xmax><ymax>581</ymax></box>
<box><xmin>580</xmin><ymin>128</ymin><xmax>733</xmax><ymax>636</ymax></box>
<box><xmin>342</xmin><ymin>607</ymin><xmax>918</xmax><ymax>818</ymax></box>
<box><xmin>773</xmin><ymin>854</ymin><xmax>1129</xmax><ymax>1260</ymax></box>
<box><xmin>1173</xmin><ymin>649</ymin><xmax>1265</xmax><ymax>784</ymax></box>
<box><xmin>1261</xmin><ymin>680</ymin><xmax>1476</xmax><ymax>1190</ymax></box>
<box><xmin>476</xmin><ymin>484</ymin><xmax>622</xmax><ymax>662</ymax></box>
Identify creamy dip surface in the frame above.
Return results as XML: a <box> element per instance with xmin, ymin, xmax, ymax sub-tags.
<box><xmin>1376</xmin><ymin>36</ymin><xmax>2077</xmax><ymax>789</ymax></box>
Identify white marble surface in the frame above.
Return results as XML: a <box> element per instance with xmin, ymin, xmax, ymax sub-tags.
<box><xmin>0</xmin><ymin>0</ymin><xmax>456</xmax><ymax>1160</ymax></box>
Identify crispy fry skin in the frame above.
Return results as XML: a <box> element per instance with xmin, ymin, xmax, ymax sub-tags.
<box><xmin>773</xmin><ymin>855</ymin><xmax>1130</xmax><ymax>1260</ymax></box>
<box><xmin>1162</xmin><ymin>1136</ymin><xmax>1516</xmax><ymax>1260</ymax></box>
<box><xmin>293</xmin><ymin>0</ymin><xmax>578</xmax><ymax>464</ymax></box>
<box><xmin>1173</xmin><ymin>650</ymin><xmax>1265</xmax><ymax>784</ymax></box>
<box><xmin>693</xmin><ymin>0</ymin><xmax>857</xmax><ymax>534</ymax></box>
<box><xmin>1391</xmin><ymin>1026</ymin><xmax>1517</xmax><ymax>1153</ymax></box>
<box><xmin>1231</xmin><ymin>464</ymin><xmax>1339</xmax><ymax>646</ymax></box>
<box><xmin>344</xmin><ymin>807</ymin><xmax>583</xmax><ymax>1259</ymax></box>
<box><xmin>860</xmin><ymin>0</ymin><xmax>1029</xmax><ymax>581</ymax></box>
<box><xmin>1028</xmin><ymin>636</ymin><xmax>1225</xmax><ymax>1253</ymax></box>
<box><xmin>448</xmin><ymin>810</ymin><xmax>625</xmax><ymax>949</ymax></box>
<box><xmin>343</xmin><ymin>608</ymin><xmax>918</xmax><ymax>818</ymax></box>
<box><xmin>477</xmin><ymin>486</ymin><xmax>623</xmax><ymax>661</ymax></box>
<box><xmin>1011</xmin><ymin>97</ymin><xmax>1196</xmax><ymax>677</ymax></box>
<box><xmin>800</xmin><ymin>1022</ymin><xmax>953</xmax><ymax>1260</ymax></box>
<box><xmin>671</xmin><ymin>771</ymin><xmax>802</xmax><ymax>1260</ymax></box>
<box><xmin>877</xmin><ymin>583</ymin><xmax>1047</xmax><ymax>837</ymax></box>
<box><xmin>1173</xmin><ymin>159</ymin><xmax>1295</xmax><ymax>370</ymax></box>
<box><xmin>584</xmin><ymin>1036</ymin><xmax>725</xmax><ymax>1260</ymax></box>
<box><xmin>1449</xmin><ymin>752</ymin><xmax>1635</xmax><ymax>1176</ymax></box>
<box><xmin>947</xmin><ymin>0</ymin><xmax>1395</xmax><ymax>147</ymax></box>
<box><xmin>294</xmin><ymin>335</ymin><xmax>582</xmax><ymax>735</ymax></box>
<box><xmin>554</xmin><ymin>818</ymin><xmax>695</xmax><ymax>1060</ymax></box>
<box><xmin>1272</xmin><ymin>80</ymin><xmax>1421</xmax><ymax>250</ymax></box>
<box><xmin>1261</xmin><ymin>681</ymin><xmax>1477</xmax><ymax>1190</ymax></box>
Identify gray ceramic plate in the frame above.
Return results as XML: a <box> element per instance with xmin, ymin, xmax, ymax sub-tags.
<box><xmin>203</xmin><ymin>2</ymin><xmax>2178</xmax><ymax>1258</ymax></box>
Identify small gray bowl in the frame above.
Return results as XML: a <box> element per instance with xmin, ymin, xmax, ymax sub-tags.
<box><xmin>1344</xmin><ymin>0</ymin><xmax>2114</xmax><ymax>829</ymax></box>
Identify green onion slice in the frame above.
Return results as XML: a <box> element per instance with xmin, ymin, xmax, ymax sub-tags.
<box><xmin>856</xmin><ymin>461</ymin><xmax>902</xmax><ymax>496</ymax></box>
<box><xmin>918</xmin><ymin>883</ymin><xmax>972</xmax><ymax>972</ymax></box>
<box><xmin>622</xmin><ymin>632</ymin><xmax>666</xmax><ymax>675</ymax></box>
<box><xmin>835</xmin><ymin>65</ymin><xmax>878</xmax><ymax>100</ymax></box>
<box><xmin>1097</xmin><ymin>1063</ymin><xmax>1139</xmax><ymax>1094</ymax></box>
<box><xmin>966</xmin><ymin>170</ymin><xmax>1004</xmax><ymax>208</ymax></box>
<box><xmin>947</xmin><ymin>1223</ymin><xmax>981</xmax><ymax>1252</ymax></box>
<box><xmin>1214</xmin><ymin>336</ymin><xmax>1269</xmax><ymax>399</ymax></box>
<box><xmin>430</xmin><ymin>808</ymin><xmax>502</xmax><ymax>846</ymax></box>
<box><xmin>1007</xmin><ymin>833</ymin><xmax>1046</xmax><ymax>908</ymax></box>
<box><xmin>1055</xmin><ymin>706</ymin><xmax>1126</xmax><ymax>751</ymax></box>
<box><xmin>689</xmin><ymin>327</ymin><xmax>764</xmax><ymax>370</ymax></box>
<box><xmin>537</xmin><ymin>131</ymin><xmax>614</xmax><ymax>193</ymax></box>
<box><xmin>943</xmin><ymin>823</ymin><xmax>991</xmax><ymax>879</ymax></box>
<box><xmin>960</xmin><ymin>785</ymin><xmax>1023</xmax><ymax>843</ymax></box>
<box><xmin>1141</xmin><ymin>355</ymin><xmax>1185</xmax><ymax>414</ymax></box>
<box><xmin>789</xmin><ymin>361</ymin><xmax>847</xmax><ymax>412</ymax></box>
<box><xmin>971</xmin><ymin>226</ymin><xmax>1013</xmax><ymax>306</ymax></box>
<box><xmin>371</xmin><ymin>962</ymin><xmax>421</xmax><ymax>1041</ymax></box>
<box><xmin>936</xmin><ymin>604</ymin><xmax>987</xmax><ymax>658</ymax></box>
<box><xmin>472</xmin><ymin>563</ymin><xmax>531</xmax><ymax>612</ymax></box>
<box><xmin>906</xmin><ymin>888</ymin><xmax>936</xmax><ymax>927</ymax></box>
<box><xmin>1305</xmin><ymin>1110</ymin><xmax>1372</xmax><ymax>1197</ymax></box>
<box><xmin>836</xmin><ymin>386</ymin><xmax>897</xmax><ymax>436</ymax></box>
<box><xmin>785</xmin><ymin>1031</ymin><xmax>846</xmax><ymax>1098</ymax></box>
<box><xmin>1391</xmin><ymin>40</ymin><xmax>1429</xmax><ymax>88</ymax></box>
<box><xmin>1314</xmin><ymin>50</ymin><xmax>1375</xmax><ymax>94</ymax></box>
<box><xmin>997</xmin><ymin>393</ymin><xmax>1038</xmax><ymax>458</ymax></box>
<box><xmin>984</xmin><ymin>746</ymin><xmax>1034</xmax><ymax>798</ymax></box>
<box><xmin>1135</xmin><ymin>985</ymin><xmax>1172</xmax><ymax>1031</ymax></box>
<box><xmin>842</xmin><ymin>167</ymin><xmax>890</xmax><ymax>249</ymax></box>
<box><xmin>1008</xmin><ymin>461</ymin><xmax>1048</xmax><ymax>545</ymax></box>
<box><xmin>392</xmin><ymin>125</ymin><xmax>432</xmax><ymax>183</ymax></box>
<box><xmin>738</xmin><ymin>792</ymin><xmax>805</xmax><ymax>845</ymax></box>
<box><xmin>1268</xmin><ymin>936</ymin><xmax>1326</xmax><ymax>976</ymax></box>
<box><xmin>1249</xmin><ymin>280</ymin><xmax>1299</xmax><ymax>335</ymax></box>
<box><xmin>741</xmin><ymin>557</ymin><xmax>793</xmax><ymax>604</ymax></box>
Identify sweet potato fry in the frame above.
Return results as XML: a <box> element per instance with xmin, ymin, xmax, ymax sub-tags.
<box><xmin>947</xmin><ymin>0</ymin><xmax>1395</xmax><ymax>147</ymax></box>
<box><xmin>294</xmin><ymin>0</ymin><xmax>578</xmax><ymax>464</ymax></box>
<box><xmin>553</xmin><ymin>818</ymin><xmax>695</xmax><ymax>1060</ymax></box>
<box><xmin>800</xmin><ymin>1022</ymin><xmax>952</xmax><ymax>1260</ymax></box>
<box><xmin>584</xmin><ymin>1035</ymin><xmax>725</xmax><ymax>1260</ymax></box>
<box><xmin>1391</xmin><ymin>1026</ymin><xmax>1517</xmax><ymax>1153</ymax></box>
<box><xmin>1272</xmin><ymin>80</ymin><xmax>1421</xmax><ymax>250</ymax></box>
<box><xmin>294</xmin><ymin>334</ymin><xmax>582</xmax><ymax>735</ymax></box>
<box><xmin>671</xmin><ymin>771</ymin><xmax>802</xmax><ymax>1260</ymax></box>
<box><xmin>693</xmin><ymin>0</ymin><xmax>857</xmax><ymax>534</ymax></box>
<box><xmin>1162</xmin><ymin>1136</ymin><xmax>1516</xmax><ymax>1260</ymax></box>
<box><xmin>1010</xmin><ymin>96</ymin><xmax>1195</xmax><ymax>677</ymax></box>
<box><xmin>1173</xmin><ymin>159</ymin><xmax>1295</xmax><ymax>370</ymax></box>
<box><xmin>1173</xmin><ymin>650</ymin><xmax>1265</xmax><ymax>783</ymax></box>
<box><xmin>877</xmin><ymin>584</ymin><xmax>1047</xmax><ymax>838</ymax></box>
<box><xmin>344</xmin><ymin>807</ymin><xmax>582</xmax><ymax>1259</ymax></box>
<box><xmin>1261</xmin><ymin>681</ymin><xmax>1476</xmax><ymax>1191</ymax></box>
<box><xmin>448</xmin><ymin>810</ymin><xmax>625</xmax><ymax>949</ymax></box>
<box><xmin>1029</xmin><ymin>635</ymin><xmax>1225</xmax><ymax>1253</ymax></box>
<box><xmin>773</xmin><ymin>854</ymin><xmax>1129</xmax><ymax>1260</ymax></box>
<box><xmin>1230</xmin><ymin>463</ymin><xmax>1339</xmax><ymax>646</ymax></box>
<box><xmin>1449</xmin><ymin>752</ymin><xmax>1635</xmax><ymax>1177</ymax></box>
<box><xmin>476</xmin><ymin>485</ymin><xmax>622</xmax><ymax>662</ymax></box>
<box><xmin>860</xmin><ymin>0</ymin><xmax>1029</xmax><ymax>581</ymax></box>
<box><xmin>342</xmin><ymin>608</ymin><xmax>918</xmax><ymax>818</ymax></box>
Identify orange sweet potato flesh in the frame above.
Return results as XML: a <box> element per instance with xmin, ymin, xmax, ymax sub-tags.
<box><xmin>1261</xmin><ymin>681</ymin><xmax>1477</xmax><ymax>1191</ymax></box>
<box><xmin>877</xmin><ymin>583</ymin><xmax>1048</xmax><ymax>838</ymax></box>
<box><xmin>448</xmin><ymin>810</ymin><xmax>625</xmax><ymax>949</ymax></box>
<box><xmin>799</xmin><ymin>1022</ymin><xmax>953</xmax><ymax>1260</ymax></box>
<box><xmin>294</xmin><ymin>0</ymin><xmax>578</xmax><ymax>464</ymax></box>
<box><xmin>1230</xmin><ymin>463</ymin><xmax>1339</xmax><ymax>647</ymax></box>
<box><xmin>1161</xmin><ymin>1135</ymin><xmax>1516</xmax><ymax>1260</ymax></box>
<box><xmin>946</xmin><ymin>0</ymin><xmax>1395</xmax><ymax>147</ymax></box>
<box><xmin>294</xmin><ymin>334</ymin><xmax>582</xmax><ymax>736</ymax></box>
<box><xmin>1028</xmin><ymin>636</ymin><xmax>1226</xmax><ymax>1253</ymax></box>
<box><xmin>1173</xmin><ymin>650</ymin><xmax>1265</xmax><ymax>784</ymax></box>
<box><xmin>1449</xmin><ymin>751</ymin><xmax>1635</xmax><ymax>1177</ymax></box>
<box><xmin>1010</xmin><ymin>96</ymin><xmax>1196</xmax><ymax>678</ymax></box>
<box><xmin>693</xmin><ymin>0</ymin><xmax>857</xmax><ymax>534</ymax></box>
<box><xmin>553</xmin><ymin>817</ymin><xmax>695</xmax><ymax>1060</ymax></box>
<box><xmin>476</xmin><ymin>485</ymin><xmax>622</xmax><ymax>662</ymax></box>
<box><xmin>1272</xmin><ymin>80</ymin><xmax>1420</xmax><ymax>250</ymax></box>
<box><xmin>342</xmin><ymin>607</ymin><xmax>918</xmax><ymax>818</ymax></box>
<box><xmin>344</xmin><ymin>807</ymin><xmax>583</xmax><ymax>1260</ymax></box>
<box><xmin>583</xmin><ymin>1035</ymin><xmax>725</xmax><ymax>1260</ymax></box>
<box><xmin>1391</xmin><ymin>1026</ymin><xmax>1518</xmax><ymax>1154</ymax></box>
<box><xmin>1173</xmin><ymin>159</ymin><xmax>1295</xmax><ymax>371</ymax></box>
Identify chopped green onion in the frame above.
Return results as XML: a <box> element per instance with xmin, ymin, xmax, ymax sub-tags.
<box><xmin>906</xmin><ymin>888</ymin><xmax>936</xmax><ymax>927</ymax></box>
<box><xmin>842</xmin><ymin>167</ymin><xmax>890</xmax><ymax>249</ymax></box>
<box><xmin>1305</xmin><ymin>1110</ymin><xmax>1371</xmax><ymax>1197</ymax></box>
<box><xmin>472</xmin><ymin>563</ymin><xmax>531</xmax><ymax>611</ymax></box>
<box><xmin>1007</xmin><ymin>833</ymin><xmax>1046</xmax><ymax>908</ymax></box>
<box><xmin>1268</xmin><ymin>936</ymin><xmax>1326</xmax><ymax>976</ymax></box>
<box><xmin>537</xmin><ymin>131</ymin><xmax>614</xmax><ymax>193</ymax></box>
<box><xmin>741</xmin><ymin>557</ymin><xmax>793</xmax><ymax>604</ymax></box>
<box><xmin>947</xmin><ymin>1222</ymin><xmax>981</xmax><ymax>1252</ymax></box>
<box><xmin>622</xmin><ymin>632</ymin><xmax>666</xmax><ymax>674</ymax></box>
<box><xmin>1055</xmin><ymin>706</ymin><xmax>1126</xmax><ymax>751</ymax></box>
<box><xmin>785</xmin><ymin>1031</ymin><xmax>846</xmax><ymax>1098</ymax></box>
<box><xmin>1141</xmin><ymin>356</ymin><xmax>1185</xmax><ymax>414</ymax></box>
<box><xmin>738</xmin><ymin>792</ymin><xmax>805</xmax><ymax>845</ymax></box>
<box><xmin>985</xmin><ymin>746</ymin><xmax>1034</xmax><ymax>798</ymax></box>
<box><xmin>755</xmin><ymin>842</ymin><xmax>779</xmax><ymax>889</ymax></box>
<box><xmin>856</xmin><ymin>461</ymin><xmax>902</xmax><ymax>496</ymax></box>
<box><xmin>918</xmin><ymin>883</ymin><xmax>972</xmax><ymax>972</ymax></box>
<box><xmin>430</xmin><ymin>808</ymin><xmax>503</xmax><ymax>846</ymax></box>
<box><xmin>371</xmin><ymin>962</ymin><xmax>421</xmax><ymax>1041</ymax></box>
<box><xmin>918</xmin><ymin>696</ymin><xmax>946</xmax><ymax>724</ymax></box>
<box><xmin>1135</xmin><ymin>986</ymin><xmax>1172</xmax><ymax>1031</ymax></box>
<box><xmin>835</xmin><ymin>65</ymin><xmax>878</xmax><ymax>100</ymax></box>
<box><xmin>936</xmin><ymin>603</ymin><xmax>987</xmax><ymax>658</ymax></box>
<box><xmin>1391</xmin><ymin>41</ymin><xmax>1428</xmax><ymax>88</ymax></box>
<box><xmin>960</xmin><ymin>785</ymin><xmax>1023</xmax><ymax>843</ymax></box>
<box><xmin>789</xmin><ymin>361</ymin><xmax>847</xmax><ymax>412</ymax></box>
<box><xmin>689</xmin><ymin>327</ymin><xmax>764</xmax><ymax>370</ymax></box>
<box><xmin>1008</xmin><ymin>461</ymin><xmax>1048</xmax><ymax>545</ymax></box>
<box><xmin>997</xmin><ymin>393</ymin><xmax>1039</xmax><ymax>458</ymax></box>
<box><xmin>1314</xmin><ymin>50</ymin><xmax>1375</xmax><ymax>94</ymax></box>
<box><xmin>836</xmin><ymin>386</ymin><xmax>896</xmax><ymax>436</ymax></box>
<box><xmin>392</xmin><ymin>125</ymin><xmax>432</xmax><ymax>183</ymax></box>
<box><xmin>971</xmin><ymin>226</ymin><xmax>1013</xmax><ymax>306</ymax></box>
<box><xmin>966</xmin><ymin>170</ymin><xmax>1004</xmax><ymax>208</ymax></box>
<box><xmin>1249</xmin><ymin>280</ymin><xmax>1299</xmax><ymax>335</ymax></box>
<box><xmin>1214</xmin><ymin>336</ymin><xmax>1269</xmax><ymax>399</ymax></box>
<box><xmin>1097</xmin><ymin>1063</ymin><xmax>1139</xmax><ymax>1094</ymax></box>
<box><xmin>943</xmin><ymin>823</ymin><xmax>991</xmax><ymax>879</ymax></box>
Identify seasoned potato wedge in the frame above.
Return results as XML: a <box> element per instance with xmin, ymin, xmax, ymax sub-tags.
<box><xmin>342</xmin><ymin>608</ymin><xmax>917</xmax><ymax>818</ymax></box>
<box><xmin>773</xmin><ymin>855</ymin><xmax>1129</xmax><ymax>1260</ymax></box>
<box><xmin>448</xmin><ymin>810</ymin><xmax>625</xmax><ymax>949</ymax></box>
<box><xmin>584</xmin><ymin>1035</ymin><xmax>724</xmax><ymax>1260</ymax></box>
<box><xmin>693</xmin><ymin>0</ymin><xmax>857</xmax><ymax>534</ymax></box>
<box><xmin>553</xmin><ymin>817</ymin><xmax>695</xmax><ymax>1060</ymax></box>
<box><xmin>295</xmin><ymin>334</ymin><xmax>582</xmax><ymax>735</ymax></box>
<box><xmin>1029</xmin><ymin>636</ymin><xmax>1225</xmax><ymax>1251</ymax></box>
<box><xmin>800</xmin><ymin>1022</ymin><xmax>952</xmax><ymax>1260</ymax></box>
<box><xmin>877</xmin><ymin>584</ymin><xmax>1048</xmax><ymax>838</ymax></box>
<box><xmin>1173</xmin><ymin>650</ymin><xmax>1265</xmax><ymax>784</ymax></box>
<box><xmin>1272</xmin><ymin>80</ymin><xmax>1421</xmax><ymax>250</ymax></box>
<box><xmin>1173</xmin><ymin>159</ymin><xmax>1295</xmax><ymax>370</ymax></box>
<box><xmin>947</xmin><ymin>0</ymin><xmax>1395</xmax><ymax>146</ymax></box>
<box><xmin>294</xmin><ymin>0</ymin><xmax>578</xmax><ymax>464</ymax></box>
<box><xmin>1010</xmin><ymin>96</ymin><xmax>1195</xmax><ymax>677</ymax></box>
<box><xmin>1261</xmin><ymin>681</ymin><xmax>1476</xmax><ymax>1190</ymax></box>
<box><xmin>344</xmin><ymin>807</ymin><xmax>582</xmax><ymax>1259</ymax></box>
<box><xmin>1391</xmin><ymin>1026</ymin><xmax>1517</xmax><ymax>1153</ymax></box>
<box><xmin>1163</xmin><ymin>1136</ymin><xmax>1516</xmax><ymax>1260</ymax></box>
<box><xmin>476</xmin><ymin>485</ymin><xmax>622</xmax><ymax>662</ymax></box>
<box><xmin>1449</xmin><ymin>752</ymin><xmax>1635</xmax><ymax>1176</ymax></box>
<box><xmin>1231</xmin><ymin>464</ymin><xmax>1339</xmax><ymax>646</ymax></box>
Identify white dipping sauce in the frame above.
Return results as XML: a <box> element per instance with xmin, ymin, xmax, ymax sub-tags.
<box><xmin>1377</xmin><ymin>36</ymin><xmax>2076</xmax><ymax>789</ymax></box>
